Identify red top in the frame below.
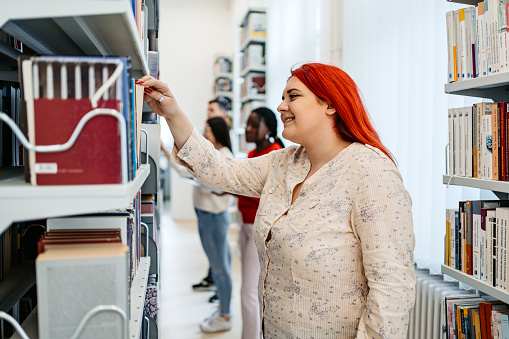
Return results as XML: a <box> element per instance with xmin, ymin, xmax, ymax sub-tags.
<box><xmin>237</xmin><ymin>142</ymin><xmax>283</xmax><ymax>224</ymax></box>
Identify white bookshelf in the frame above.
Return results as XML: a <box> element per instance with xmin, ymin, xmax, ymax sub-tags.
<box><xmin>129</xmin><ymin>256</ymin><xmax>150</xmax><ymax>339</ymax></box>
<box><xmin>0</xmin><ymin>0</ymin><xmax>149</xmax><ymax>77</ymax></box>
<box><xmin>443</xmin><ymin>175</ymin><xmax>509</xmax><ymax>193</ymax></box>
<box><xmin>0</xmin><ymin>164</ymin><xmax>150</xmax><ymax>233</ymax></box>
<box><xmin>240</xmin><ymin>65</ymin><xmax>266</xmax><ymax>78</ymax></box>
<box><xmin>441</xmin><ymin>265</ymin><xmax>509</xmax><ymax>304</ymax></box>
<box><xmin>241</xmin><ymin>93</ymin><xmax>266</xmax><ymax>104</ymax></box>
<box><xmin>444</xmin><ymin>72</ymin><xmax>509</xmax><ymax>102</ymax></box>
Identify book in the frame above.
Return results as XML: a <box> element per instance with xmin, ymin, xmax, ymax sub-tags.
<box><xmin>21</xmin><ymin>56</ymin><xmax>132</xmax><ymax>185</ymax></box>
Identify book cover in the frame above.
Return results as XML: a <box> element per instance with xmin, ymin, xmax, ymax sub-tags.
<box><xmin>22</xmin><ymin>56</ymin><xmax>131</xmax><ymax>185</ymax></box>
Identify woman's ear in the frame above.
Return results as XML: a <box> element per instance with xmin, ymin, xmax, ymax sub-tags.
<box><xmin>325</xmin><ymin>103</ymin><xmax>336</xmax><ymax>116</ymax></box>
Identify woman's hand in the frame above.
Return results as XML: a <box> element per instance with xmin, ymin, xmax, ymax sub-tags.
<box><xmin>136</xmin><ymin>75</ymin><xmax>193</xmax><ymax>149</ymax></box>
<box><xmin>136</xmin><ymin>75</ymin><xmax>183</xmax><ymax>119</ymax></box>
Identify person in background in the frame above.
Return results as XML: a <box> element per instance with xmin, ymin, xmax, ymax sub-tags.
<box><xmin>208</xmin><ymin>97</ymin><xmax>231</xmax><ymax>128</ymax></box>
<box><xmin>237</xmin><ymin>107</ymin><xmax>284</xmax><ymax>339</ymax></box>
<box><xmin>139</xmin><ymin>62</ymin><xmax>415</xmax><ymax>338</ymax></box>
<box><xmin>161</xmin><ymin>117</ymin><xmax>234</xmax><ymax>333</ymax></box>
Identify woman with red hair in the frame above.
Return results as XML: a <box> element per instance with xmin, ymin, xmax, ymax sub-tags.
<box><xmin>139</xmin><ymin>62</ymin><xmax>415</xmax><ymax>338</ymax></box>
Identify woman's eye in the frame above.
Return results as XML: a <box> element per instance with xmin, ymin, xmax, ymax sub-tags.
<box><xmin>289</xmin><ymin>94</ymin><xmax>299</xmax><ymax>100</ymax></box>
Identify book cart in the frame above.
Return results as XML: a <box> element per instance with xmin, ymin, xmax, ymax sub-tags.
<box><xmin>441</xmin><ymin>0</ymin><xmax>509</xmax><ymax>308</ymax></box>
<box><xmin>0</xmin><ymin>1</ymin><xmax>161</xmax><ymax>338</ymax></box>
<box><xmin>231</xmin><ymin>7</ymin><xmax>267</xmax><ymax>158</ymax></box>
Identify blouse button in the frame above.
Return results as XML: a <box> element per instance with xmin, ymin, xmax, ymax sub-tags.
<box><xmin>182</xmin><ymin>156</ymin><xmax>187</xmax><ymax>161</ymax></box>
<box><xmin>270</xmin><ymin>185</ymin><xmax>276</xmax><ymax>193</ymax></box>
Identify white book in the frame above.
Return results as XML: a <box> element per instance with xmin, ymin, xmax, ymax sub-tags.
<box><xmin>479</xmin><ymin>3</ymin><xmax>487</xmax><ymax>76</ymax></box>
<box><xmin>447</xmin><ymin>11</ymin><xmax>455</xmax><ymax>82</ymax></box>
<box><xmin>473</xmin><ymin>206</ymin><xmax>482</xmax><ymax>279</ymax></box>
<box><xmin>466</xmin><ymin>7</ymin><xmax>475</xmax><ymax>79</ymax></box>
<box><xmin>497</xmin><ymin>208</ymin><xmax>504</xmax><ymax>289</ymax></box>
<box><xmin>36</xmin><ymin>243</ymin><xmax>128</xmax><ymax>339</ymax></box>
<box><xmin>455</xmin><ymin>10</ymin><xmax>462</xmax><ymax>81</ymax></box>
<box><xmin>480</xmin><ymin>209</ymin><xmax>487</xmax><ymax>280</ymax></box>
<box><xmin>486</xmin><ymin>209</ymin><xmax>494</xmax><ymax>283</ymax></box>
<box><xmin>454</xmin><ymin>107</ymin><xmax>461</xmax><ymax>175</ymax></box>
<box><xmin>482</xmin><ymin>109</ymin><xmax>493</xmax><ymax>179</ymax></box>
<box><xmin>488</xmin><ymin>209</ymin><xmax>497</xmax><ymax>285</ymax></box>
<box><xmin>449</xmin><ymin>108</ymin><xmax>455</xmax><ymax>175</ymax></box>
<box><xmin>449</xmin><ymin>209</ymin><xmax>457</xmax><ymax>269</ymax></box>
<box><xmin>460</xmin><ymin>8</ymin><xmax>468</xmax><ymax>80</ymax></box>
<box><xmin>465</xmin><ymin>106</ymin><xmax>473</xmax><ymax>177</ymax></box>
<box><xmin>460</xmin><ymin>107</ymin><xmax>466</xmax><ymax>176</ymax></box>
<box><xmin>487</xmin><ymin>1</ymin><xmax>493</xmax><ymax>75</ymax></box>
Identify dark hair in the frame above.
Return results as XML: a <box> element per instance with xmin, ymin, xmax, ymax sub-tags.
<box><xmin>208</xmin><ymin>97</ymin><xmax>229</xmax><ymax>111</ymax></box>
<box><xmin>206</xmin><ymin>117</ymin><xmax>232</xmax><ymax>152</ymax></box>
<box><xmin>251</xmin><ymin>107</ymin><xmax>285</xmax><ymax>148</ymax></box>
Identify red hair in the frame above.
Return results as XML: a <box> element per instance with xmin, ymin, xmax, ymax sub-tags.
<box><xmin>291</xmin><ymin>63</ymin><xmax>396</xmax><ymax>164</ymax></box>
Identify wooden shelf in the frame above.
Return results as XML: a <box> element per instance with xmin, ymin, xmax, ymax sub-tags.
<box><xmin>0</xmin><ymin>164</ymin><xmax>150</xmax><ymax>232</ymax></box>
<box><xmin>0</xmin><ymin>0</ymin><xmax>149</xmax><ymax>76</ymax></box>
<box><xmin>444</xmin><ymin>73</ymin><xmax>509</xmax><ymax>101</ymax></box>
<box><xmin>0</xmin><ymin>261</ymin><xmax>35</xmax><ymax>312</ymax></box>
<box><xmin>443</xmin><ymin>175</ymin><xmax>509</xmax><ymax>193</ymax></box>
<box><xmin>129</xmin><ymin>256</ymin><xmax>150</xmax><ymax>338</ymax></box>
<box><xmin>442</xmin><ymin>265</ymin><xmax>509</xmax><ymax>304</ymax></box>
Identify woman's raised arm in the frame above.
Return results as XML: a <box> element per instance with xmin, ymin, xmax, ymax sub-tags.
<box><xmin>137</xmin><ymin>75</ymin><xmax>193</xmax><ymax>149</ymax></box>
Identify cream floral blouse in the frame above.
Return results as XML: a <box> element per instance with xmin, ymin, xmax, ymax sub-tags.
<box><xmin>174</xmin><ymin>128</ymin><xmax>416</xmax><ymax>339</ymax></box>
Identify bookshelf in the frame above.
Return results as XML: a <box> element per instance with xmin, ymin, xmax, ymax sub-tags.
<box><xmin>0</xmin><ymin>0</ymin><xmax>150</xmax><ymax>79</ymax></box>
<box><xmin>232</xmin><ymin>7</ymin><xmax>266</xmax><ymax>157</ymax></box>
<box><xmin>0</xmin><ymin>0</ymin><xmax>161</xmax><ymax>337</ymax></box>
<box><xmin>0</xmin><ymin>164</ymin><xmax>150</xmax><ymax>234</ymax></box>
<box><xmin>440</xmin><ymin>0</ymin><xmax>509</xmax><ymax>311</ymax></box>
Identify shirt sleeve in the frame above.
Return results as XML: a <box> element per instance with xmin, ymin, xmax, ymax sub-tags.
<box><xmin>352</xmin><ymin>156</ymin><xmax>416</xmax><ymax>339</ymax></box>
<box><xmin>171</xmin><ymin>127</ymin><xmax>274</xmax><ymax>198</ymax></box>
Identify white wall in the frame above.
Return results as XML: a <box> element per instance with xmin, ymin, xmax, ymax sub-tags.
<box><xmin>265</xmin><ymin>0</ymin><xmax>334</xmax><ymax>140</ymax></box>
<box><xmin>159</xmin><ymin>0</ymin><xmax>234</xmax><ymax>220</ymax></box>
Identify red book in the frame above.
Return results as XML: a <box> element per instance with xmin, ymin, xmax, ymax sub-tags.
<box><xmin>501</xmin><ymin>102</ymin><xmax>506</xmax><ymax>181</ymax></box>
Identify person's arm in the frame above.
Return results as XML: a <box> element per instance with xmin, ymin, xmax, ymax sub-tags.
<box><xmin>352</xmin><ymin>157</ymin><xmax>416</xmax><ymax>338</ymax></box>
<box><xmin>140</xmin><ymin>76</ymin><xmax>273</xmax><ymax>198</ymax></box>
<box><xmin>138</xmin><ymin>76</ymin><xmax>193</xmax><ymax>149</ymax></box>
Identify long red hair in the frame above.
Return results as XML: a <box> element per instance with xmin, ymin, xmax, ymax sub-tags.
<box><xmin>291</xmin><ymin>63</ymin><xmax>396</xmax><ymax>164</ymax></box>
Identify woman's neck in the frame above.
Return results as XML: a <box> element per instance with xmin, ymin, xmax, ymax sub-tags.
<box><xmin>255</xmin><ymin>139</ymin><xmax>272</xmax><ymax>153</ymax></box>
<box><xmin>304</xmin><ymin>135</ymin><xmax>351</xmax><ymax>176</ymax></box>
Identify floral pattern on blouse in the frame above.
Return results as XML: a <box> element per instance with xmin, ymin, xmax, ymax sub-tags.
<box><xmin>173</xmin><ymin>128</ymin><xmax>416</xmax><ymax>339</ymax></box>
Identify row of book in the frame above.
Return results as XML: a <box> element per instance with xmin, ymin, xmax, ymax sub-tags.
<box><xmin>35</xmin><ymin>191</ymin><xmax>147</xmax><ymax>339</ymax></box>
<box><xmin>446</xmin><ymin>1</ymin><xmax>509</xmax><ymax>83</ymax></box>
<box><xmin>241</xmin><ymin>43</ymin><xmax>264</xmax><ymax>71</ymax></box>
<box><xmin>0</xmin><ymin>84</ymin><xmax>23</xmax><ymax>167</ymax></box>
<box><xmin>448</xmin><ymin>102</ymin><xmax>509</xmax><ymax>180</ymax></box>
<box><xmin>239</xmin><ymin>11</ymin><xmax>266</xmax><ymax>47</ymax></box>
<box><xmin>215</xmin><ymin>77</ymin><xmax>232</xmax><ymax>93</ymax></box>
<box><xmin>240</xmin><ymin>73</ymin><xmax>265</xmax><ymax>98</ymax></box>
<box><xmin>214</xmin><ymin>56</ymin><xmax>232</xmax><ymax>75</ymax></box>
<box><xmin>444</xmin><ymin>295</ymin><xmax>509</xmax><ymax>339</ymax></box>
<box><xmin>445</xmin><ymin>200</ymin><xmax>509</xmax><ymax>291</ymax></box>
<box><xmin>15</xmin><ymin>55</ymin><xmax>146</xmax><ymax>185</ymax></box>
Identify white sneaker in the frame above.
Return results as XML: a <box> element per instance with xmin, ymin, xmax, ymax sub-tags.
<box><xmin>199</xmin><ymin>312</ymin><xmax>232</xmax><ymax>333</ymax></box>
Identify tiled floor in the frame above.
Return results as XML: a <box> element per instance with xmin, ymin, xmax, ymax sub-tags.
<box><xmin>158</xmin><ymin>202</ymin><xmax>242</xmax><ymax>338</ymax></box>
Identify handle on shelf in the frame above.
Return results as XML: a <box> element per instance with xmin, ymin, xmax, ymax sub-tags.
<box><xmin>70</xmin><ymin>305</ymin><xmax>127</xmax><ymax>339</ymax></box>
<box><xmin>141</xmin><ymin>222</ymin><xmax>149</xmax><ymax>257</ymax></box>
<box><xmin>90</xmin><ymin>62</ymin><xmax>123</xmax><ymax>109</ymax></box>
<box><xmin>144</xmin><ymin>316</ymin><xmax>150</xmax><ymax>339</ymax></box>
<box><xmin>0</xmin><ymin>311</ymin><xmax>30</xmax><ymax>339</ymax></box>
<box><xmin>141</xmin><ymin>129</ymin><xmax>149</xmax><ymax>165</ymax></box>
<box><xmin>0</xmin><ymin>108</ymin><xmax>128</xmax><ymax>184</ymax></box>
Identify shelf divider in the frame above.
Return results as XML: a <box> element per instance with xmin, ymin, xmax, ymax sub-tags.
<box><xmin>129</xmin><ymin>256</ymin><xmax>150</xmax><ymax>338</ymax></box>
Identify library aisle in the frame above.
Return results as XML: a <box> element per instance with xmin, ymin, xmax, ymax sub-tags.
<box><xmin>158</xmin><ymin>200</ymin><xmax>243</xmax><ymax>338</ymax></box>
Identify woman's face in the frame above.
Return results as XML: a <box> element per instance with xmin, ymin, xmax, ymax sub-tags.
<box><xmin>245</xmin><ymin>112</ymin><xmax>270</xmax><ymax>143</ymax></box>
<box><xmin>203</xmin><ymin>123</ymin><xmax>218</xmax><ymax>146</ymax></box>
<box><xmin>277</xmin><ymin>76</ymin><xmax>332</xmax><ymax>145</ymax></box>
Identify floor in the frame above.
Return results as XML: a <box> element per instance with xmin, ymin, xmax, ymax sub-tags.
<box><xmin>158</xmin><ymin>201</ymin><xmax>243</xmax><ymax>339</ymax></box>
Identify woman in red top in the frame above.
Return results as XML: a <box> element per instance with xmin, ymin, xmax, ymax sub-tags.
<box><xmin>238</xmin><ymin>107</ymin><xmax>284</xmax><ymax>339</ymax></box>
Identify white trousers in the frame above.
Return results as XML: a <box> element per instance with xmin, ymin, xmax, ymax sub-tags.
<box><xmin>240</xmin><ymin>223</ymin><xmax>261</xmax><ymax>339</ymax></box>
